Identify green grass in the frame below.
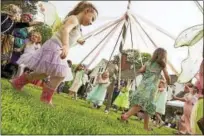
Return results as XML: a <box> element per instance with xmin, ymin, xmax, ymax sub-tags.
<box><xmin>1</xmin><ymin>79</ymin><xmax>176</xmax><ymax>135</ymax></box>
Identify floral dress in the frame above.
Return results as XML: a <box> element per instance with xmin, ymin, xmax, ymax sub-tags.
<box><xmin>129</xmin><ymin>61</ymin><xmax>162</xmax><ymax>115</ymax></box>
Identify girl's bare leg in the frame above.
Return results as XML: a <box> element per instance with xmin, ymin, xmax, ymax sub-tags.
<box><xmin>125</xmin><ymin>105</ymin><xmax>142</xmax><ymax>118</ymax></box>
<box><xmin>26</xmin><ymin>72</ymin><xmax>48</xmax><ymax>82</ymax></box>
<box><xmin>144</xmin><ymin>112</ymin><xmax>152</xmax><ymax>131</ymax></box>
<box><xmin>74</xmin><ymin>92</ymin><xmax>78</xmax><ymax>100</ymax></box>
<box><xmin>156</xmin><ymin>112</ymin><xmax>163</xmax><ymax>125</ymax></box>
<box><xmin>15</xmin><ymin>64</ymin><xmax>25</xmax><ymax>78</ymax></box>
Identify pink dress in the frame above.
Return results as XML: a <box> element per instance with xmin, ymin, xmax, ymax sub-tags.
<box><xmin>179</xmin><ymin>93</ymin><xmax>195</xmax><ymax>134</ymax></box>
<box><xmin>195</xmin><ymin>60</ymin><xmax>203</xmax><ymax>98</ymax></box>
<box><xmin>16</xmin><ymin>17</ymin><xmax>81</xmax><ymax>81</ymax></box>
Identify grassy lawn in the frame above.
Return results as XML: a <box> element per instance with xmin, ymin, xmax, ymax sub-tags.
<box><xmin>1</xmin><ymin>79</ymin><xmax>176</xmax><ymax>135</ymax></box>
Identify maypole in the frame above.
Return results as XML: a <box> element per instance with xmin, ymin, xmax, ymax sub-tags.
<box><xmin>118</xmin><ymin>0</ymin><xmax>131</xmax><ymax>88</ymax></box>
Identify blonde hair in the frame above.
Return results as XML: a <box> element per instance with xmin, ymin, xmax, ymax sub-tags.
<box><xmin>65</xmin><ymin>1</ymin><xmax>98</xmax><ymax>19</ymax></box>
<box><xmin>151</xmin><ymin>48</ymin><xmax>167</xmax><ymax>68</ymax></box>
<box><xmin>30</xmin><ymin>31</ymin><xmax>42</xmax><ymax>44</ymax></box>
<box><xmin>5</xmin><ymin>4</ymin><xmax>22</xmax><ymax>16</ymax></box>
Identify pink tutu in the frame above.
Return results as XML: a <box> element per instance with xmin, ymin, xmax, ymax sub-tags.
<box><xmin>17</xmin><ymin>39</ymin><xmax>73</xmax><ymax>81</ymax></box>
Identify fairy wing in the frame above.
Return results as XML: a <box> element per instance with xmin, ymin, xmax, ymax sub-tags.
<box><xmin>33</xmin><ymin>1</ymin><xmax>62</xmax><ymax>32</ymax></box>
<box><xmin>174</xmin><ymin>24</ymin><xmax>203</xmax><ymax>48</ymax></box>
<box><xmin>175</xmin><ymin>24</ymin><xmax>203</xmax><ymax>83</ymax></box>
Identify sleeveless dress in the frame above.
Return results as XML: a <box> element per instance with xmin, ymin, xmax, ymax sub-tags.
<box><xmin>179</xmin><ymin>93</ymin><xmax>195</xmax><ymax>134</ymax></box>
<box><xmin>129</xmin><ymin>61</ymin><xmax>162</xmax><ymax>115</ymax></box>
<box><xmin>154</xmin><ymin>88</ymin><xmax>168</xmax><ymax>115</ymax></box>
<box><xmin>113</xmin><ymin>87</ymin><xmax>130</xmax><ymax>109</ymax></box>
<box><xmin>17</xmin><ymin>43</ymin><xmax>41</xmax><ymax>66</ymax></box>
<box><xmin>16</xmin><ymin>16</ymin><xmax>81</xmax><ymax>81</ymax></box>
<box><xmin>69</xmin><ymin>70</ymin><xmax>84</xmax><ymax>93</ymax></box>
<box><xmin>87</xmin><ymin>75</ymin><xmax>110</xmax><ymax>106</ymax></box>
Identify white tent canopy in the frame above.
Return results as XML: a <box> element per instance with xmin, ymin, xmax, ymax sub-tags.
<box><xmin>50</xmin><ymin>1</ymin><xmax>203</xmax><ymax>75</ymax></box>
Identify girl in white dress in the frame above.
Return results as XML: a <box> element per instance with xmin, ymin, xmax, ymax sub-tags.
<box><xmin>154</xmin><ymin>80</ymin><xmax>168</xmax><ymax>127</ymax></box>
<box><xmin>69</xmin><ymin>64</ymin><xmax>85</xmax><ymax>100</ymax></box>
<box><xmin>15</xmin><ymin>31</ymin><xmax>42</xmax><ymax>77</ymax></box>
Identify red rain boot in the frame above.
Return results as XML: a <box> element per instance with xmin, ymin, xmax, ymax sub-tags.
<box><xmin>40</xmin><ymin>86</ymin><xmax>55</xmax><ymax>104</ymax></box>
<box><xmin>10</xmin><ymin>73</ymin><xmax>29</xmax><ymax>91</ymax></box>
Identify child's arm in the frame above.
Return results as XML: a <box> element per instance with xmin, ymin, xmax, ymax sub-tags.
<box><xmin>34</xmin><ymin>44</ymin><xmax>41</xmax><ymax>50</ymax></box>
<box><xmin>77</xmin><ymin>38</ymin><xmax>85</xmax><ymax>45</ymax></box>
<box><xmin>29</xmin><ymin>21</ymin><xmax>43</xmax><ymax>26</ymax></box>
<box><xmin>98</xmin><ymin>79</ymin><xmax>109</xmax><ymax>84</ymax></box>
<box><xmin>59</xmin><ymin>16</ymin><xmax>79</xmax><ymax>59</ymax></box>
<box><xmin>14</xmin><ymin>44</ymin><xmax>26</xmax><ymax>52</ymax></box>
<box><xmin>158</xmin><ymin>87</ymin><xmax>165</xmax><ymax>92</ymax></box>
<box><xmin>172</xmin><ymin>95</ymin><xmax>186</xmax><ymax>102</ymax></box>
<box><xmin>14</xmin><ymin>48</ymin><xmax>23</xmax><ymax>52</ymax></box>
<box><xmin>96</xmin><ymin>74</ymin><xmax>101</xmax><ymax>83</ymax></box>
<box><xmin>137</xmin><ymin>65</ymin><xmax>146</xmax><ymax>75</ymax></box>
<box><xmin>162</xmin><ymin>67</ymin><xmax>171</xmax><ymax>85</ymax></box>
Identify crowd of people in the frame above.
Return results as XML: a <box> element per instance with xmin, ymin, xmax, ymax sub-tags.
<box><xmin>1</xmin><ymin>1</ymin><xmax>203</xmax><ymax>135</ymax></box>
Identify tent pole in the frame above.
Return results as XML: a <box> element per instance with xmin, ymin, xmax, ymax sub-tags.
<box><xmin>129</xmin><ymin>17</ymin><xmax>138</xmax><ymax>89</ymax></box>
<box><xmin>118</xmin><ymin>53</ymin><xmax>122</xmax><ymax>88</ymax></box>
<box><xmin>105</xmin><ymin>20</ymin><xmax>129</xmax><ymax>71</ymax></box>
<box><xmin>118</xmin><ymin>13</ymin><xmax>130</xmax><ymax>88</ymax></box>
<box><xmin>127</xmin><ymin>0</ymin><xmax>131</xmax><ymax>10</ymax></box>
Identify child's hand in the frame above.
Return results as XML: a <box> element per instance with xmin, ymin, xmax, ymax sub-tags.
<box><xmin>159</xmin><ymin>88</ymin><xmax>164</xmax><ymax>92</ymax></box>
<box><xmin>172</xmin><ymin>95</ymin><xmax>176</xmax><ymax>100</ymax></box>
<box><xmin>14</xmin><ymin>48</ymin><xmax>21</xmax><ymax>52</ymax></box>
<box><xmin>77</xmin><ymin>38</ymin><xmax>85</xmax><ymax>45</ymax></box>
<box><xmin>60</xmin><ymin>46</ymin><xmax>68</xmax><ymax>59</ymax></box>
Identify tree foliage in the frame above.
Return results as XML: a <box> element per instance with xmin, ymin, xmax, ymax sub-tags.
<box><xmin>1</xmin><ymin>0</ymin><xmax>39</xmax><ymax>15</ymax></box>
<box><xmin>113</xmin><ymin>49</ymin><xmax>151</xmax><ymax>69</ymax></box>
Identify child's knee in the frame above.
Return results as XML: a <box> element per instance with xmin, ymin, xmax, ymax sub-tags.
<box><xmin>19</xmin><ymin>64</ymin><xmax>25</xmax><ymax>68</ymax></box>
